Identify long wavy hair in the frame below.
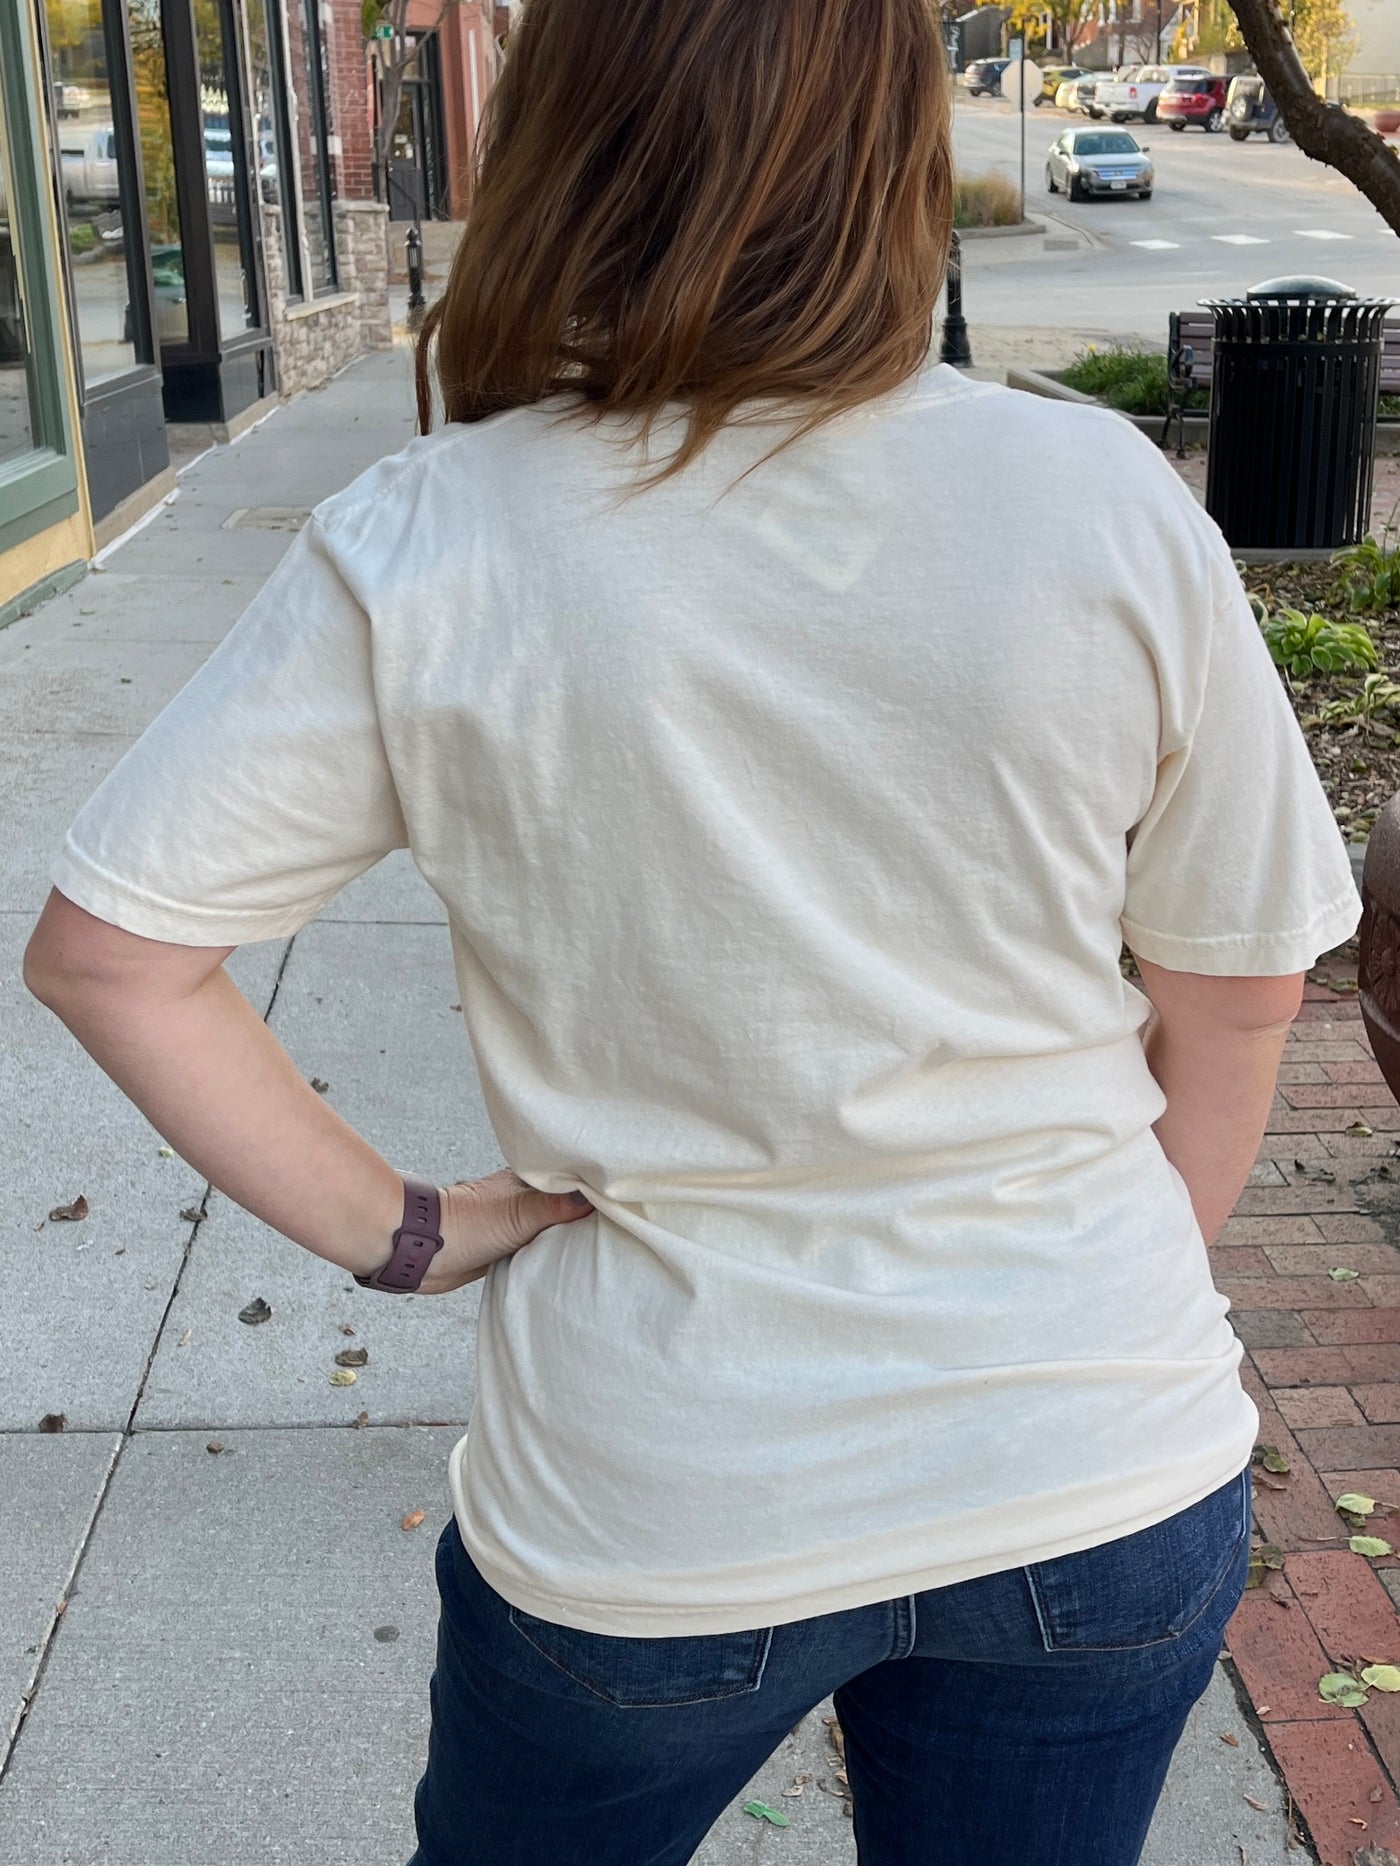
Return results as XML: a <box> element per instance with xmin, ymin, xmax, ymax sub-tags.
<box><xmin>415</xmin><ymin>0</ymin><xmax>955</xmax><ymax>478</ymax></box>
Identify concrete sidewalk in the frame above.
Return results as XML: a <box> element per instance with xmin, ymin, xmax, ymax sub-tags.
<box><xmin>0</xmin><ymin>347</ymin><xmax>1307</xmax><ymax>1865</ymax></box>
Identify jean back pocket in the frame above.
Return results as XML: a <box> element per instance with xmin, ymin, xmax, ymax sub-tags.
<box><xmin>1026</xmin><ymin>1469</ymin><xmax>1251</xmax><ymax>1653</ymax></box>
<box><xmin>507</xmin><ymin>1604</ymin><xmax>774</xmax><ymax>1707</ymax></box>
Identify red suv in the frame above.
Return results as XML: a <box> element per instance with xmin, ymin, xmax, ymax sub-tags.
<box><xmin>1156</xmin><ymin>73</ymin><xmax>1228</xmax><ymax>132</ymax></box>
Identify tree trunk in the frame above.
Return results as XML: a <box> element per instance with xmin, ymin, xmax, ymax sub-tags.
<box><xmin>1228</xmin><ymin>0</ymin><xmax>1400</xmax><ymax>237</ymax></box>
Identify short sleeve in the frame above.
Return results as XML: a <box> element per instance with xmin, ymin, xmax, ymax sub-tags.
<box><xmin>1121</xmin><ymin>571</ymin><xmax>1361</xmax><ymax>976</ymax></box>
<box><xmin>51</xmin><ymin>514</ymin><xmax>409</xmax><ymax>946</ymax></box>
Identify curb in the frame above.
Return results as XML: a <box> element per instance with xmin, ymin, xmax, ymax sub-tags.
<box><xmin>957</xmin><ymin>218</ymin><xmax>1045</xmax><ymax>241</ymax></box>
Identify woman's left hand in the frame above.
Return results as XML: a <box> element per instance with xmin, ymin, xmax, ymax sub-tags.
<box><xmin>418</xmin><ymin>1169</ymin><xmax>593</xmax><ymax>1294</ymax></box>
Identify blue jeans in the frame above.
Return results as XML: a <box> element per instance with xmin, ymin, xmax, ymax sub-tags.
<box><xmin>408</xmin><ymin>1467</ymin><xmax>1251</xmax><ymax>1866</ymax></box>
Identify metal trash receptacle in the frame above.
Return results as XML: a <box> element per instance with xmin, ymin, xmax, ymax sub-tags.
<box><xmin>1203</xmin><ymin>276</ymin><xmax>1394</xmax><ymax>553</ymax></box>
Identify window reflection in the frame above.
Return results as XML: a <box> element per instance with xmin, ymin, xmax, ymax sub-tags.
<box><xmin>46</xmin><ymin>0</ymin><xmax>141</xmax><ymax>382</ymax></box>
<box><xmin>195</xmin><ymin>0</ymin><xmax>255</xmax><ymax>336</ymax></box>
<box><xmin>286</xmin><ymin>0</ymin><xmax>333</xmax><ymax>291</ymax></box>
<box><xmin>246</xmin><ymin>0</ymin><xmax>297</xmax><ymax>293</ymax></box>
<box><xmin>0</xmin><ymin>76</ymin><xmax>37</xmax><ymax>463</ymax></box>
<box><xmin>126</xmin><ymin>0</ymin><xmax>188</xmax><ymax>346</ymax></box>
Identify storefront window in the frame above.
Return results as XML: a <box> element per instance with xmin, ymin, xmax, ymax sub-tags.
<box><xmin>284</xmin><ymin>0</ymin><xmax>334</xmax><ymax>292</ymax></box>
<box><xmin>194</xmin><ymin>0</ymin><xmax>257</xmax><ymax>336</ymax></box>
<box><xmin>0</xmin><ymin>75</ymin><xmax>37</xmax><ymax>464</ymax></box>
<box><xmin>44</xmin><ymin>0</ymin><xmax>144</xmax><ymax>382</ymax></box>
<box><xmin>246</xmin><ymin>0</ymin><xmax>299</xmax><ymax>295</ymax></box>
<box><xmin>126</xmin><ymin>0</ymin><xmax>189</xmax><ymax>346</ymax></box>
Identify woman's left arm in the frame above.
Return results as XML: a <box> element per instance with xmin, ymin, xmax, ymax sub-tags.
<box><xmin>24</xmin><ymin>889</ymin><xmax>588</xmax><ymax>1292</ymax></box>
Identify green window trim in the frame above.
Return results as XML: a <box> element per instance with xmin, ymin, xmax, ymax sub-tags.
<box><xmin>0</xmin><ymin>0</ymin><xmax>81</xmax><ymax>556</ymax></box>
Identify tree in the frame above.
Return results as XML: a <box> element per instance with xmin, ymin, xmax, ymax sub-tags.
<box><xmin>1228</xmin><ymin>0</ymin><xmax>1400</xmax><ymax>236</ymax></box>
<box><xmin>1291</xmin><ymin>0</ymin><xmax>1359</xmax><ymax>90</ymax></box>
<box><xmin>364</xmin><ymin>0</ymin><xmax>462</xmax><ymax>216</ymax></box>
<box><xmin>1005</xmin><ymin>0</ymin><xmax>1098</xmax><ymax>60</ymax></box>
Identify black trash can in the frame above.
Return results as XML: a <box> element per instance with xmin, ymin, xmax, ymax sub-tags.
<box><xmin>1203</xmin><ymin>277</ymin><xmax>1394</xmax><ymax>552</ymax></box>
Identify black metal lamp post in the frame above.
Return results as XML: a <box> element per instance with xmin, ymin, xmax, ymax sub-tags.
<box><xmin>406</xmin><ymin>223</ymin><xmax>426</xmax><ymax>329</ymax></box>
<box><xmin>940</xmin><ymin>230</ymin><xmax>973</xmax><ymax>369</ymax></box>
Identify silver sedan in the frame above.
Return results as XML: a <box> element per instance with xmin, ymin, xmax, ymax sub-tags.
<box><xmin>1045</xmin><ymin>127</ymin><xmax>1154</xmax><ymax>201</ymax></box>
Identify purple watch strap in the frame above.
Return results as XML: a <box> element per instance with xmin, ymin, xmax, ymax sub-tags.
<box><xmin>354</xmin><ymin>1175</ymin><xmax>444</xmax><ymax>1293</ymax></box>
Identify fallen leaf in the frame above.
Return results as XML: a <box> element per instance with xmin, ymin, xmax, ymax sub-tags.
<box><xmin>237</xmin><ymin>1297</ymin><xmax>272</xmax><ymax>1326</ymax></box>
<box><xmin>1319</xmin><ymin>1671</ymin><xmax>1369</xmax><ymax>1707</ymax></box>
<box><xmin>1348</xmin><ymin>1122</ymin><xmax>1375</xmax><ymax>1137</ymax></box>
<box><xmin>352</xmin><ymin>1410</ymin><xmax>369</xmax><ymax>1428</ymax></box>
<box><xmin>1244</xmin><ymin>1795</ymin><xmax>1267</xmax><ymax>1812</ymax></box>
<box><xmin>55</xmin><ymin>1598</ymin><xmax>67</xmax><ymax>1616</ymax></box>
<box><xmin>1352</xmin><ymin>1538</ymin><xmax>1395</xmax><ymax>1559</ymax></box>
<box><xmin>741</xmin><ymin>1801</ymin><xmax>790</xmax><ymax>1828</ymax></box>
<box><xmin>1361</xmin><ymin>1665</ymin><xmax>1400</xmax><ymax>1693</ymax></box>
<box><xmin>206</xmin><ymin>1442</ymin><xmax>224</xmax><ymax>1454</ymax></box>
<box><xmin>1338</xmin><ymin>1493</ymin><xmax>1378</xmax><ymax>1518</ymax></box>
<box><xmin>329</xmin><ymin>1368</ymin><xmax>357</xmax><ymax>1387</ymax></box>
<box><xmin>373</xmin><ymin>1625</ymin><xmax>399</xmax><ymax>1643</ymax></box>
<box><xmin>48</xmin><ymin>1195</ymin><xmax>89</xmax><ymax>1222</ymax></box>
<box><xmin>1220</xmin><ymin>1732</ymin><xmax>1240</xmax><ymax>1746</ymax></box>
<box><xmin>39</xmin><ymin>1413</ymin><xmax>66</xmax><ymax>1433</ymax></box>
<box><xmin>179</xmin><ymin>1205</ymin><xmax>203</xmax><ymax>1224</ymax></box>
<box><xmin>1294</xmin><ymin>1160</ymin><xmax>1336</xmax><ymax>1183</ymax></box>
<box><xmin>178</xmin><ymin>1328</ymin><xmax>192</xmax><ymax>1347</ymax></box>
<box><xmin>401</xmin><ymin>1509</ymin><xmax>426</xmax><ymax>1531</ymax></box>
<box><xmin>1353</xmin><ymin>1818</ymin><xmax>1371</xmax><ymax>1828</ymax></box>
<box><xmin>1252</xmin><ymin>1471</ymin><xmax>1289</xmax><ymax>1491</ymax></box>
<box><xmin>1329</xmin><ymin>1267</ymin><xmax>1361</xmax><ymax>1281</ymax></box>
<box><xmin>1372</xmin><ymin>1787</ymin><xmax>1386</xmax><ymax>1804</ymax></box>
<box><xmin>340</xmin><ymin>1324</ymin><xmax>355</xmax><ymax>1337</ymax></box>
<box><xmin>334</xmin><ymin>1347</ymin><xmax>369</xmax><ymax>1368</ymax></box>
<box><xmin>157</xmin><ymin>1146</ymin><xmax>175</xmax><ymax>1158</ymax></box>
<box><xmin>1253</xmin><ymin>1445</ymin><xmax>1291</xmax><ymax>1475</ymax></box>
<box><xmin>1328</xmin><ymin>978</ymin><xmax>1359</xmax><ymax>994</ymax></box>
<box><xmin>310</xmin><ymin>1078</ymin><xmax>330</xmax><ymax>1094</ymax></box>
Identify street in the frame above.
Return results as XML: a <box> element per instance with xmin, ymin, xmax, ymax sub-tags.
<box><xmin>953</xmin><ymin>93</ymin><xmax>1400</xmax><ymax>345</ymax></box>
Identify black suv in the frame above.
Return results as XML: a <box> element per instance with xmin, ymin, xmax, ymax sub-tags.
<box><xmin>962</xmin><ymin>58</ymin><xmax>1010</xmax><ymax>97</ymax></box>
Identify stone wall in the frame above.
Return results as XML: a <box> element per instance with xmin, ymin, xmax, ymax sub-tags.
<box><xmin>263</xmin><ymin>200</ymin><xmax>392</xmax><ymax>399</ymax></box>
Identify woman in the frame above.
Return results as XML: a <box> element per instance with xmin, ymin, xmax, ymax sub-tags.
<box><xmin>25</xmin><ymin>0</ymin><xmax>1359</xmax><ymax>1860</ymax></box>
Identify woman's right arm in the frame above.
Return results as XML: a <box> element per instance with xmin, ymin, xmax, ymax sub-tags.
<box><xmin>1133</xmin><ymin>957</ymin><xmax>1304</xmax><ymax>1248</ymax></box>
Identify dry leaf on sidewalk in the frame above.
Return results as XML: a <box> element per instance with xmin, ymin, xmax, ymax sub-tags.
<box><xmin>329</xmin><ymin>1369</ymin><xmax>357</xmax><ymax>1387</ymax></box>
<box><xmin>39</xmin><ymin>1412</ymin><xmax>66</xmax><ymax>1433</ymax></box>
<box><xmin>237</xmin><ymin>1297</ymin><xmax>272</xmax><ymax>1326</ymax></box>
<box><xmin>401</xmin><ymin>1509</ymin><xmax>426</xmax><ymax>1531</ymax></box>
<box><xmin>48</xmin><ymin>1196</ymin><xmax>88</xmax><ymax>1222</ymax></box>
<box><xmin>334</xmin><ymin>1347</ymin><xmax>369</xmax><ymax>1368</ymax></box>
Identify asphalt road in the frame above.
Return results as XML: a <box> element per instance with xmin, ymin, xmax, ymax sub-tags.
<box><xmin>952</xmin><ymin>93</ymin><xmax>1400</xmax><ymax>342</ymax></box>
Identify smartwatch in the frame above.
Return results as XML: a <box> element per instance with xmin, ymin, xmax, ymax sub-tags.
<box><xmin>354</xmin><ymin>1175</ymin><xmax>445</xmax><ymax>1293</ymax></box>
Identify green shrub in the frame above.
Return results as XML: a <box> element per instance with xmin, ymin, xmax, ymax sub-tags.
<box><xmin>1332</xmin><ymin>529</ymin><xmax>1400</xmax><ymax>615</ymax></box>
<box><xmin>953</xmin><ymin>173</ymin><xmax>1023</xmax><ymax>229</ymax></box>
<box><xmin>1307</xmin><ymin>673</ymin><xmax>1400</xmax><ymax>730</ymax></box>
<box><xmin>1059</xmin><ymin>345</ymin><xmax>1205</xmax><ymax>417</ymax></box>
<box><xmin>1262</xmin><ymin>606</ymin><xmax>1379</xmax><ymax>680</ymax></box>
<box><xmin>67</xmin><ymin>222</ymin><xmax>96</xmax><ymax>256</ymax></box>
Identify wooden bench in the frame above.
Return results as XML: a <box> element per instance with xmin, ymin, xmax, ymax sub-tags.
<box><xmin>1161</xmin><ymin>310</ymin><xmax>1400</xmax><ymax>457</ymax></box>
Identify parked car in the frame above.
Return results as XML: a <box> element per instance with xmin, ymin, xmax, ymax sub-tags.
<box><xmin>1045</xmin><ymin>126</ymin><xmax>1154</xmax><ymax>200</ymax></box>
<box><xmin>1226</xmin><ymin>74</ymin><xmax>1291</xmax><ymax>142</ymax></box>
<box><xmin>1081</xmin><ymin>67</ymin><xmax>1136</xmax><ymax>115</ymax></box>
<box><xmin>59</xmin><ymin>127</ymin><xmax>119</xmax><ymax>207</ymax></box>
<box><xmin>1035</xmin><ymin>64</ymin><xmax>1089</xmax><ymax>106</ymax></box>
<box><xmin>1094</xmin><ymin>63</ymin><xmax>1212</xmax><ymax>123</ymax></box>
<box><xmin>961</xmin><ymin>58</ymin><xmax>1009</xmax><ymax>97</ymax></box>
<box><xmin>1156</xmin><ymin>72</ymin><xmax>1230</xmax><ymax>132</ymax></box>
<box><xmin>1055</xmin><ymin>74</ymin><xmax>1086</xmax><ymax>109</ymax></box>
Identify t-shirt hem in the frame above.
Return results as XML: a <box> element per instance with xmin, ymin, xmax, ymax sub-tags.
<box><xmin>52</xmin><ymin>841</ymin><xmax>330</xmax><ymax>947</ymax></box>
<box><xmin>1121</xmin><ymin>888</ymin><xmax>1361</xmax><ymax>977</ymax></box>
<box><xmin>447</xmin><ymin>1424</ymin><xmax>1258</xmax><ymax>1638</ymax></box>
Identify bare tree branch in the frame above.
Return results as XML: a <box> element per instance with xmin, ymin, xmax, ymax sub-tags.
<box><xmin>1228</xmin><ymin>0</ymin><xmax>1400</xmax><ymax>236</ymax></box>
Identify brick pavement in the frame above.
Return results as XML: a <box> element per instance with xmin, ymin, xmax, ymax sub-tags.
<box><xmin>1225</xmin><ymin>959</ymin><xmax>1400</xmax><ymax>1866</ymax></box>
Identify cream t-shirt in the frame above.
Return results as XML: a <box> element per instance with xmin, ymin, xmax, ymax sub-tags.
<box><xmin>54</xmin><ymin>366</ymin><xmax>1360</xmax><ymax>1636</ymax></box>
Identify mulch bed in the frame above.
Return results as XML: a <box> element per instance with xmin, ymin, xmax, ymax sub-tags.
<box><xmin>1244</xmin><ymin>557</ymin><xmax>1400</xmax><ymax>852</ymax></box>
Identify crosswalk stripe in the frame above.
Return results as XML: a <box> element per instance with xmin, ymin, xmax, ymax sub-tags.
<box><xmin>1212</xmin><ymin>233</ymin><xmax>1269</xmax><ymax>245</ymax></box>
<box><xmin>1131</xmin><ymin>239</ymin><xmax>1182</xmax><ymax>249</ymax></box>
<box><xmin>1294</xmin><ymin>228</ymin><xmax>1352</xmax><ymax>239</ymax></box>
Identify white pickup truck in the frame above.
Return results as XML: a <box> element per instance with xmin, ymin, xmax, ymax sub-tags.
<box><xmin>1090</xmin><ymin>64</ymin><xmax>1212</xmax><ymax>124</ymax></box>
<box><xmin>60</xmin><ymin>127</ymin><xmax>120</xmax><ymax>206</ymax></box>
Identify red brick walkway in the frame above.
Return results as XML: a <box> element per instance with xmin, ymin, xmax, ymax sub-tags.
<box><xmin>1223</xmin><ymin>963</ymin><xmax>1400</xmax><ymax>1866</ymax></box>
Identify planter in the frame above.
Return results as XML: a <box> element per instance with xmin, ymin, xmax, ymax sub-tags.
<box><xmin>1006</xmin><ymin>364</ymin><xmax>1400</xmax><ymax>455</ymax></box>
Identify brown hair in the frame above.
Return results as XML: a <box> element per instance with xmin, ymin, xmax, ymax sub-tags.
<box><xmin>415</xmin><ymin>0</ymin><xmax>954</xmax><ymax>477</ymax></box>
